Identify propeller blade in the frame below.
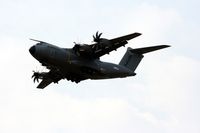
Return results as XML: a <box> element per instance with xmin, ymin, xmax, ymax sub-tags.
<box><xmin>96</xmin><ymin>31</ymin><xmax>99</xmax><ymax>38</ymax></box>
<box><xmin>98</xmin><ymin>33</ymin><xmax>102</xmax><ymax>39</ymax></box>
<box><xmin>93</xmin><ymin>35</ymin><xmax>96</xmax><ymax>41</ymax></box>
<box><xmin>33</xmin><ymin>77</ymin><xmax>36</xmax><ymax>83</ymax></box>
<box><xmin>93</xmin><ymin>31</ymin><xmax>102</xmax><ymax>43</ymax></box>
<box><xmin>32</xmin><ymin>70</ymin><xmax>40</xmax><ymax>83</ymax></box>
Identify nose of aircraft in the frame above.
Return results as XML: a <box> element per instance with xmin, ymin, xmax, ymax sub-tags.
<box><xmin>29</xmin><ymin>46</ymin><xmax>36</xmax><ymax>55</ymax></box>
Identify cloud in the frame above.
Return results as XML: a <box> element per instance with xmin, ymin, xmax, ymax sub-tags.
<box><xmin>0</xmin><ymin>37</ymin><xmax>199</xmax><ymax>133</ymax></box>
<box><xmin>140</xmin><ymin>55</ymin><xmax>200</xmax><ymax>131</ymax></box>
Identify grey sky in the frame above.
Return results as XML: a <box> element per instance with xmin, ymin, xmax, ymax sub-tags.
<box><xmin>0</xmin><ymin>0</ymin><xmax>199</xmax><ymax>133</ymax></box>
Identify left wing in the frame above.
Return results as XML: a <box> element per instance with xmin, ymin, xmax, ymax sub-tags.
<box><xmin>75</xmin><ymin>32</ymin><xmax>141</xmax><ymax>58</ymax></box>
<box><xmin>93</xmin><ymin>32</ymin><xmax>141</xmax><ymax>58</ymax></box>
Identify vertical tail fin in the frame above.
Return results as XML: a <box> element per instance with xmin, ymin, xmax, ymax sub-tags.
<box><xmin>119</xmin><ymin>45</ymin><xmax>170</xmax><ymax>72</ymax></box>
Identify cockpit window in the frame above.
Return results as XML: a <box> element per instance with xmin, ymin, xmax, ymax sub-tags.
<box><xmin>36</xmin><ymin>43</ymin><xmax>42</xmax><ymax>45</ymax></box>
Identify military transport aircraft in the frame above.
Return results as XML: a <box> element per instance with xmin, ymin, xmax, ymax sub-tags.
<box><xmin>29</xmin><ymin>32</ymin><xmax>170</xmax><ymax>89</ymax></box>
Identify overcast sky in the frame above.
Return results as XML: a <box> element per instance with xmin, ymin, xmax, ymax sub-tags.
<box><xmin>0</xmin><ymin>0</ymin><xmax>199</xmax><ymax>133</ymax></box>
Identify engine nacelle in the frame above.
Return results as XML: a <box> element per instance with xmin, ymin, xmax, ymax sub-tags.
<box><xmin>73</xmin><ymin>44</ymin><xmax>93</xmax><ymax>57</ymax></box>
<box><xmin>99</xmin><ymin>38</ymin><xmax>111</xmax><ymax>48</ymax></box>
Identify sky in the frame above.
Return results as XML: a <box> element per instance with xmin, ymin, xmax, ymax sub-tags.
<box><xmin>0</xmin><ymin>0</ymin><xmax>199</xmax><ymax>133</ymax></box>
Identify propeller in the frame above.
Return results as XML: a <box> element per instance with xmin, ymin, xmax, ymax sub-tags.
<box><xmin>31</xmin><ymin>71</ymin><xmax>40</xmax><ymax>83</ymax></box>
<box><xmin>93</xmin><ymin>31</ymin><xmax>102</xmax><ymax>43</ymax></box>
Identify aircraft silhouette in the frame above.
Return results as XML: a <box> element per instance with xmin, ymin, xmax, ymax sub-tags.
<box><xmin>29</xmin><ymin>32</ymin><xmax>170</xmax><ymax>89</ymax></box>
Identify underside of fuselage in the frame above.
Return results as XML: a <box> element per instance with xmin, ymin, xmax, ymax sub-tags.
<box><xmin>53</xmin><ymin>58</ymin><xmax>136</xmax><ymax>81</ymax></box>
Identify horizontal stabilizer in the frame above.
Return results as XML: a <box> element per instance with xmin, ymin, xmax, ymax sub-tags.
<box><xmin>130</xmin><ymin>45</ymin><xmax>170</xmax><ymax>54</ymax></box>
<box><xmin>119</xmin><ymin>45</ymin><xmax>170</xmax><ymax>72</ymax></box>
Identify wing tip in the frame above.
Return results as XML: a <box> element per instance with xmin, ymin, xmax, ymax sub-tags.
<box><xmin>134</xmin><ymin>32</ymin><xmax>142</xmax><ymax>36</ymax></box>
<box><xmin>36</xmin><ymin>86</ymin><xmax>45</xmax><ymax>89</ymax></box>
<box><xmin>163</xmin><ymin>45</ymin><xmax>171</xmax><ymax>48</ymax></box>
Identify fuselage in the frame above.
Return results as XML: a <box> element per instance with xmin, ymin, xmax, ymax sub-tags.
<box><xmin>29</xmin><ymin>32</ymin><xmax>170</xmax><ymax>89</ymax></box>
<box><xmin>29</xmin><ymin>42</ymin><xmax>135</xmax><ymax>81</ymax></box>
